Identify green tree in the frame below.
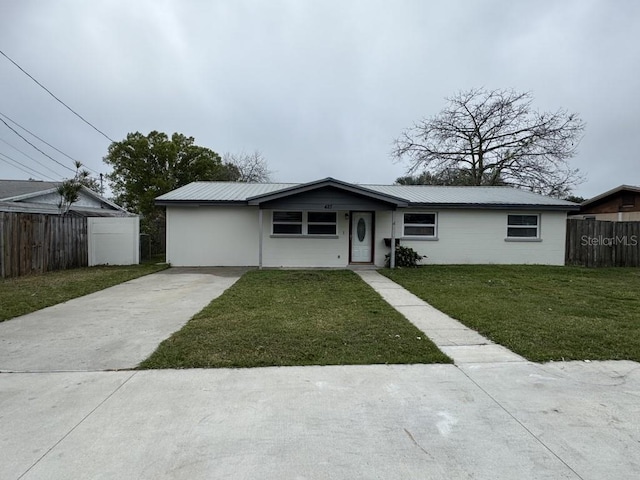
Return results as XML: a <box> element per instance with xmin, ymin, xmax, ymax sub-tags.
<box><xmin>392</xmin><ymin>88</ymin><xmax>585</xmax><ymax>197</ymax></box>
<box><xmin>564</xmin><ymin>195</ymin><xmax>586</xmax><ymax>204</ymax></box>
<box><xmin>57</xmin><ymin>161</ymin><xmax>96</xmax><ymax>214</ymax></box>
<box><xmin>104</xmin><ymin>131</ymin><xmax>238</xmax><ymax>239</ymax></box>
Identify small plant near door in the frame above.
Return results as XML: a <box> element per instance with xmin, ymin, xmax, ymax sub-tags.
<box><xmin>385</xmin><ymin>246</ymin><xmax>426</xmax><ymax>268</ymax></box>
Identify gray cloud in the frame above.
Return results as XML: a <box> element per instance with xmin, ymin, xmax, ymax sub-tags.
<box><xmin>1</xmin><ymin>0</ymin><xmax>638</xmax><ymax>197</ymax></box>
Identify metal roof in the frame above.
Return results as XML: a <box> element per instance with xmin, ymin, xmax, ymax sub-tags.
<box><xmin>362</xmin><ymin>184</ymin><xmax>578</xmax><ymax>207</ymax></box>
<box><xmin>156</xmin><ymin>179</ymin><xmax>580</xmax><ymax>209</ymax></box>
<box><xmin>156</xmin><ymin>182</ymin><xmax>297</xmax><ymax>202</ymax></box>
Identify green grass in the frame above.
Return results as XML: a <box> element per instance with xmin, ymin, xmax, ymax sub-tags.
<box><xmin>0</xmin><ymin>263</ymin><xmax>169</xmax><ymax>322</ymax></box>
<box><xmin>139</xmin><ymin>270</ymin><xmax>451</xmax><ymax>368</ymax></box>
<box><xmin>380</xmin><ymin>265</ymin><xmax>640</xmax><ymax>362</ymax></box>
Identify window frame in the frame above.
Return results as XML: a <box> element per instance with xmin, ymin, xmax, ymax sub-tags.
<box><xmin>506</xmin><ymin>213</ymin><xmax>540</xmax><ymax>240</ymax></box>
<box><xmin>272</xmin><ymin>211</ymin><xmax>303</xmax><ymax>235</ymax></box>
<box><xmin>402</xmin><ymin>212</ymin><xmax>437</xmax><ymax>239</ymax></box>
<box><xmin>307</xmin><ymin>211</ymin><xmax>337</xmax><ymax>235</ymax></box>
<box><xmin>271</xmin><ymin>210</ymin><xmax>338</xmax><ymax>237</ymax></box>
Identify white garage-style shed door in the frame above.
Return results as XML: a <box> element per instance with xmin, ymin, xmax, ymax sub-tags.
<box><xmin>88</xmin><ymin>217</ymin><xmax>140</xmax><ymax>266</ymax></box>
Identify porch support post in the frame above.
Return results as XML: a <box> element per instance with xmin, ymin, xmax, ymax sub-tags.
<box><xmin>390</xmin><ymin>210</ymin><xmax>396</xmax><ymax>269</ymax></box>
<box><xmin>258</xmin><ymin>208</ymin><xmax>263</xmax><ymax>269</ymax></box>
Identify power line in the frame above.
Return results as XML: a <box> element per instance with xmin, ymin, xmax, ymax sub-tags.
<box><xmin>0</xmin><ymin>117</ymin><xmax>76</xmax><ymax>173</ymax></box>
<box><xmin>0</xmin><ymin>137</ymin><xmax>66</xmax><ymax>178</ymax></box>
<box><xmin>0</xmin><ymin>48</ymin><xmax>115</xmax><ymax>142</ymax></box>
<box><xmin>0</xmin><ymin>151</ymin><xmax>57</xmax><ymax>181</ymax></box>
<box><xmin>0</xmin><ymin>111</ymin><xmax>99</xmax><ymax>175</ymax></box>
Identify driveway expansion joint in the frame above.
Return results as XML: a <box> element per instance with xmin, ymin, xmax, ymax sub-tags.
<box><xmin>456</xmin><ymin>365</ymin><xmax>587</xmax><ymax>480</ymax></box>
<box><xmin>16</xmin><ymin>372</ymin><xmax>138</xmax><ymax>480</ymax></box>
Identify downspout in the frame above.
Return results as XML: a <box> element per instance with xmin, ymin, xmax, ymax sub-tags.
<box><xmin>390</xmin><ymin>210</ymin><xmax>396</xmax><ymax>269</ymax></box>
<box><xmin>258</xmin><ymin>208</ymin><xmax>263</xmax><ymax>269</ymax></box>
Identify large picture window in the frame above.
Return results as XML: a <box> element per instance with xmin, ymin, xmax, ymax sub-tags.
<box><xmin>403</xmin><ymin>212</ymin><xmax>436</xmax><ymax>237</ymax></box>
<box><xmin>272</xmin><ymin>211</ymin><xmax>337</xmax><ymax>236</ymax></box>
<box><xmin>507</xmin><ymin>214</ymin><xmax>539</xmax><ymax>238</ymax></box>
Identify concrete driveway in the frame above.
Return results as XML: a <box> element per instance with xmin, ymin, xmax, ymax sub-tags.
<box><xmin>1</xmin><ymin>267</ymin><xmax>639</xmax><ymax>479</ymax></box>
<box><xmin>1</xmin><ymin>362</ymin><xmax>639</xmax><ymax>480</ymax></box>
<box><xmin>0</xmin><ymin>268</ymin><xmax>246</xmax><ymax>372</ymax></box>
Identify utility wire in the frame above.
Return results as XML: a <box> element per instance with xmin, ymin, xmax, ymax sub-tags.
<box><xmin>0</xmin><ymin>117</ymin><xmax>76</xmax><ymax>173</ymax></box>
<box><xmin>0</xmin><ymin>48</ymin><xmax>115</xmax><ymax>142</ymax></box>
<box><xmin>0</xmin><ymin>111</ymin><xmax>99</xmax><ymax>175</ymax></box>
<box><xmin>0</xmin><ymin>151</ymin><xmax>57</xmax><ymax>181</ymax></box>
<box><xmin>0</xmin><ymin>137</ymin><xmax>66</xmax><ymax>178</ymax></box>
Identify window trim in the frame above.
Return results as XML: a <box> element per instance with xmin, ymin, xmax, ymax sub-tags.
<box><xmin>505</xmin><ymin>213</ymin><xmax>541</xmax><ymax>241</ymax></box>
<box><xmin>307</xmin><ymin>211</ymin><xmax>338</xmax><ymax>235</ymax></box>
<box><xmin>271</xmin><ymin>210</ymin><xmax>338</xmax><ymax>237</ymax></box>
<box><xmin>402</xmin><ymin>212</ymin><xmax>437</xmax><ymax>239</ymax></box>
<box><xmin>272</xmin><ymin>210</ymin><xmax>303</xmax><ymax>235</ymax></box>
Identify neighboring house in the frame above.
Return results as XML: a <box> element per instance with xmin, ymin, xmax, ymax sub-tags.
<box><xmin>0</xmin><ymin>179</ymin><xmax>130</xmax><ymax>216</ymax></box>
<box><xmin>570</xmin><ymin>185</ymin><xmax>640</xmax><ymax>221</ymax></box>
<box><xmin>156</xmin><ymin>177</ymin><xmax>579</xmax><ymax>267</ymax></box>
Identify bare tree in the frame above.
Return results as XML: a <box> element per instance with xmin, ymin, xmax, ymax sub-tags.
<box><xmin>395</xmin><ymin>169</ymin><xmax>506</xmax><ymax>186</ymax></box>
<box><xmin>223</xmin><ymin>150</ymin><xmax>272</xmax><ymax>182</ymax></box>
<box><xmin>392</xmin><ymin>88</ymin><xmax>586</xmax><ymax>197</ymax></box>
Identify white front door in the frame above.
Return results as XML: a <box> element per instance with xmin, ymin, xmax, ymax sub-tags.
<box><xmin>350</xmin><ymin>212</ymin><xmax>373</xmax><ymax>263</ymax></box>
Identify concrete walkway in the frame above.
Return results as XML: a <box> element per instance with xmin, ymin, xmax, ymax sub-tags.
<box><xmin>356</xmin><ymin>270</ymin><xmax>526</xmax><ymax>364</ymax></box>
<box><xmin>0</xmin><ymin>267</ymin><xmax>245</xmax><ymax>372</ymax></box>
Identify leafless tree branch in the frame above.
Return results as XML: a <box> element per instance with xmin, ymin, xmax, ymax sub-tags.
<box><xmin>392</xmin><ymin>88</ymin><xmax>586</xmax><ymax>196</ymax></box>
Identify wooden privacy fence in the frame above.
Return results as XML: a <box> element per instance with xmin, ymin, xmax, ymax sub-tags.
<box><xmin>566</xmin><ymin>218</ymin><xmax>640</xmax><ymax>267</ymax></box>
<box><xmin>0</xmin><ymin>212</ymin><xmax>88</xmax><ymax>278</ymax></box>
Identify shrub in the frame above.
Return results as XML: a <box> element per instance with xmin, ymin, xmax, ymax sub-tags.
<box><xmin>385</xmin><ymin>246</ymin><xmax>426</xmax><ymax>268</ymax></box>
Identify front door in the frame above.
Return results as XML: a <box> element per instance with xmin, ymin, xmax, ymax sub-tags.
<box><xmin>350</xmin><ymin>212</ymin><xmax>373</xmax><ymax>263</ymax></box>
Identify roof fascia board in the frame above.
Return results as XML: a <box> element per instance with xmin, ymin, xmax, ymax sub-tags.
<box><xmin>407</xmin><ymin>203</ymin><xmax>580</xmax><ymax>211</ymax></box>
<box><xmin>581</xmin><ymin>184</ymin><xmax>640</xmax><ymax>207</ymax></box>
<box><xmin>156</xmin><ymin>200</ymin><xmax>248</xmax><ymax>207</ymax></box>
<box><xmin>246</xmin><ymin>177</ymin><xmax>408</xmax><ymax>207</ymax></box>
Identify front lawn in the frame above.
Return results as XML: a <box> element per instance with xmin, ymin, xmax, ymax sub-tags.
<box><xmin>139</xmin><ymin>270</ymin><xmax>451</xmax><ymax>368</ymax></box>
<box><xmin>380</xmin><ymin>265</ymin><xmax>640</xmax><ymax>362</ymax></box>
<box><xmin>0</xmin><ymin>263</ymin><xmax>168</xmax><ymax>322</ymax></box>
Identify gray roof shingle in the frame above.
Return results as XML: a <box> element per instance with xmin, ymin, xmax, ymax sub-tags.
<box><xmin>0</xmin><ymin>180</ymin><xmax>60</xmax><ymax>200</ymax></box>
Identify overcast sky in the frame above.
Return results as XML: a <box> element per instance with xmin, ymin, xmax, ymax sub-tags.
<box><xmin>1</xmin><ymin>0</ymin><xmax>638</xmax><ymax>198</ymax></box>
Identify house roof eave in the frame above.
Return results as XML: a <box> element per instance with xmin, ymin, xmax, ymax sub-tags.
<box><xmin>156</xmin><ymin>199</ymin><xmax>248</xmax><ymax>207</ymax></box>
<box><xmin>246</xmin><ymin>177</ymin><xmax>409</xmax><ymax>207</ymax></box>
<box><xmin>580</xmin><ymin>184</ymin><xmax>640</xmax><ymax>208</ymax></box>
<box><xmin>407</xmin><ymin>202</ymin><xmax>581</xmax><ymax>211</ymax></box>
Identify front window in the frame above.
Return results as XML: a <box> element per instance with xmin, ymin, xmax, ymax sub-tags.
<box><xmin>507</xmin><ymin>214</ymin><xmax>539</xmax><ymax>238</ymax></box>
<box><xmin>272</xmin><ymin>211</ymin><xmax>337</xmax><ymax>235</ymax></box>
<box><xmin>307</xmin><ymin>212</ymin><xmax>337</xmax><ymax>235</ymax></box>
<box><xmin>273</xmin><ymin>211</ymin><xmax>302</xmax><ymax>234</ymax></box>
<box><xmin>403</xmin><ymin>212</ymin><xmax>436</xmax><ymax>237</ymax></box>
